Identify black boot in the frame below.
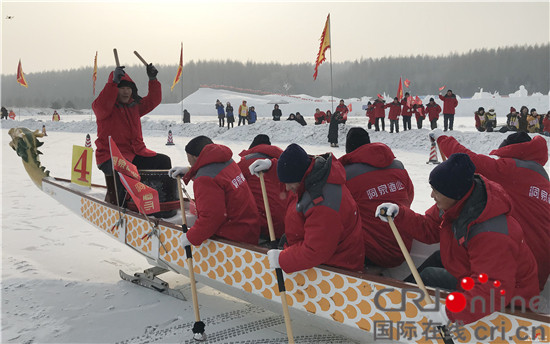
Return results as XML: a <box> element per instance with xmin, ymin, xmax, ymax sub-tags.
<box><xmin>104</xmin><ymin>175</ymin><xmax>118</xmax><ymax>205</ymax></box>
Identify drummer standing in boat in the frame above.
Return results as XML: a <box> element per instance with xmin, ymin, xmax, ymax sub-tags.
<box><xmin>92</xmin><ymin>64</ymin><xmax>171</xmax><ymax>206</ymax></box>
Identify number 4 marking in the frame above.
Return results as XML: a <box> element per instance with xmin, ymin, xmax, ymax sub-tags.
<box><xmin>73</xmin><ymin>150</ymin><xmax>90</xmax><ymax>182</ymax></box>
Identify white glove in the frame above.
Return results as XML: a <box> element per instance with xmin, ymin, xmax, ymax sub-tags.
<box><xmin>168</xmin><ymin>166</ymin><xmax>190</xmax><ymax>179</ymax></box>
<box><xmin>429</xmin><ymin>129</ymin><xmax>444</xmax><ymax>142</ymax></box>
<box><xmin>375</xmin><ymin>203</ymin><xmax>399</xmax><ymax>223</ymax></box>
<box><xmin>422</xmin><ymin>304</ymin><xmax>450</xmax><ymax>326</ymax></box>
<box><xmin>249</xmin><ymin>159</ymin><xmax>272</xmax><ymax>177</ymax></box>
<box><xmin>267</xmin><ymin>249</ymin><xmax>282</xmax><ymax>269</ymax></box>
<box><xmin>180</xmin><ymin>232</ymin><xmax>191</xmax><ymax>247</ymax></box>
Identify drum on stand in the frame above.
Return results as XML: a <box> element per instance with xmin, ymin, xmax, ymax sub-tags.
<box><xmin>127</xmin><ymin>169</ymin><xmax>180</xmax><ymax>218</ymax></box>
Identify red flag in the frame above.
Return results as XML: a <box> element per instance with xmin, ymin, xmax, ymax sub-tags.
<box><xmin>171</xmin><ymin>42</ymin><xmax>183</xmax><ymax>91</ymax></box>
<box><xmin>92</xmin><ymin>51</ymin><xmax>98</xmax><ymax>96</ymax></box>
<box><xmin>109</xmin><ymin>137</ymin><xmax>140</xmax><ymax>181</ymax></box>
<box><xmin>407</xmin><ymin>95</ymin><xmax>413</xmax><ymax>108</ymax></box>
<box><xmin>397</xmin><ymin>77</ymin><xmax>403</xmax><ymax>100</ymax></box>
<box><xmin>17</xmin><ymin>59</ymin><xmax>28</xmax><ymax>88</ymax></box>
<box><xmin>439</xmin><ymin>85</ymin><xmax>446</xmax><ymax>92</ymax></box>
<box><xmin>404</xmin><ymin>78</ymin><xmax>411</xmax><ymax>88</ymax></box>
<box><xmin>347</xmin><ymin>103</ymin><xmax>352</xmax><ymax>112</ymax></box>
<box><xmin>415</xmin><ymin>96</ymin><xmax>422</xmax><ymax>105</ymax></box>
<box><xmin>118</xmin><ymin>173</ymin><xmax>160</xmax><ymax>215</ymax></box>
<box><xmin>377</xmin><ymin>93</ymin><xmax>383</xmax><ymax>100</ymax></box>
<box><xmin>313</xmin><ymin>14</ymin><xmax>331</xmax><ymax>80</ymax></box>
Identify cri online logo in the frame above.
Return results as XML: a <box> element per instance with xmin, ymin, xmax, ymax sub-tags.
<box><xmin>445</xmin><ymin>273</ymin><xmax>506</xmax><ymax>313</ymax></box>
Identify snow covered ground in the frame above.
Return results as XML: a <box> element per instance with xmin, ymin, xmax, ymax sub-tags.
<box><xmin>1</xmin><ymin>87</ymin><xmax>549</xmax><ymax>343</ymax></box>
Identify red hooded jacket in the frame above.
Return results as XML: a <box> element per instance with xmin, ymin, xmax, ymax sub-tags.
<box><xmin>92</xmin><ymin>72</ymin><xmax>161</xmax><ymax>165</ymax></box>
<box><xmin>400</xmin><ymin>97</ymin><xmax>412</xmax><ymax>117</ymax></box>
<box><xmin>385</xmin><ymin>102</ymin><xmax>402</xmax><ymax>120</ymax></box>
<box><xmin>279</xmin><ymin>153</ymin><xmax>365</xmax><ymax>273</ymax></box>
<box><xmin>339</xmin><ymin>143</ymin><xmax>415</xmax><ymax>267</ymax></box>
<box><xmin>335</xmin><ymin>104</ymin><xmax>349</xmax><ymax>122</ymax></box>
<box><xmin>425</xmin><ymin>102</ymin><xmax>442</xmax><ymax>122</ymax></box>
<box><xmin>366</xmin><ymin>106</ymin><xmax>375</xmax><ymax>124</ymax></box>
<box><xmin>438</xmin><ymin>94</ymin><xmax>458</xmax><ymax>114</ymax></box>
<box><xmin>183</xmin><ymin>144</ymin><xmax>260</xmax><ymax>245</ymax></box>
<box><xmin>238</xmin><ymin>144</ymin><xmax>288</xmax><ymax>239</ymax></box>
<box><xmin>395</xmin><ymin>175</ymin><xmax>539</xmax><ymax>324</ymax></box>
<box><xmin>372</xmin><ymin>100</ymin><xmax>386</xmax><ymax>118</ymax></box>
<box><xmin>437</xmin><ymin>135</ymin><xmax>550</xmax><ymax>290</ymax></box>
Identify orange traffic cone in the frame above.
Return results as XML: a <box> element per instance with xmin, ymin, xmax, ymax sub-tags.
<box><xmin>166</xmin><ymin>130</ymin><xmax>175</xmax><ymax>145</ymax></box>
<box><xmin>85</xmin><ymin>134</ymin><xmax>91</xmax><ymax>148</ymax></box>
<box><xmin>42</xmin><ymin>125</ymin><xmax>48</xmax><ymax>136</ymax></box>
<box><xmin>426</xmin><ymin>139</ymin><xmax>440</xmax><ymax>164</ymax></box>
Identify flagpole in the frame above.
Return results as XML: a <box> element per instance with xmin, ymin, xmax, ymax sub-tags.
<box><xmin>328</xmin><ymin>14</ymin><xmax>334</xmax><ymax>114</ymax></box>
<box><xmin>181</xmin><ymin>42</ymin><xmax>184</xmax><ymax>122</ymax></box>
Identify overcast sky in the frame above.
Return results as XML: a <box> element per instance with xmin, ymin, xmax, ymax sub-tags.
<box><xmin>2</xmin><ymin>1</ymin><xmax>549</xmax><ymax>74</ymax></box>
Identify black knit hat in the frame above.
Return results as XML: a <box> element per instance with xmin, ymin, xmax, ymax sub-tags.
<box><xmin>346</xmin><ymin>127</ymin><xmax>371</xmax><ymax>153</ymax></box>
<box><xmin>498</xmin><ymin>131</ymin><xmax>531</xmax><ymax>148</ymax></box>
<box><xmin>185</xmin><ymin>135</ymin><xmax>213</xmax><ymax>157</ymax></box>
<box><xmin>249</xmin><ymin>134</ymin><xmax>271</xmax><ymax>149</ymax></box>
<box><xmin>277</xmin><ymin>144</ymin><xmax>311</xmax><ymax>183</ymax></box>
<box><xmin>429</xmin><ymin>153</ymin><xmax>476</xmax><ymax>200</ymax></box>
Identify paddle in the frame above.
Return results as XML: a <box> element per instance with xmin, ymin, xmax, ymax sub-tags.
<box><xmin>177</xmin><ymin>177</ymin><xmax>206</xmax><ymax>341</ymax></box>
<box><xmin>259</xmin><ymin>172</ymin><xmax>295</xmax><ymax>344</ymax></box>
<box><xmin>380</xmin><ymin>209</ymin><xmax>455</xmax><ymax>344</ymax></box>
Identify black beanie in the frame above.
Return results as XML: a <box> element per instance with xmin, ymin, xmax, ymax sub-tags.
<box><xmin>277</xmin><ymin>144</ymin><xmax>311</xmax><ymax>183</ymax></box>
<box><xmin>429</xmin><ymin>153</ymin><xmax>476</xmax><ymax>200</ymax></box>
<box><xmin>346</xmin><ymin>127</ymin><xmax>371</xmax><ymax>153</ymax></box>
<box><xmin>498</xmin><ymin>131</ymin><xmax>531</xmax><ymax>148</ymax></box>
<box><xmin>249</xmin><ymin>134</ymin><xmax>271</xmax><ymax>149</ymax></box>
<box><xmin>185</xmin><ymin>135</ymin><xmax>213</xmax><ymax>157</ymax></box>
<box><xmin>117</xmin><ymin>79</ymin><xmax>141</xmax><ymax>102</ymax></box>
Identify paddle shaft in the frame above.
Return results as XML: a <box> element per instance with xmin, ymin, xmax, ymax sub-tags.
<box><xmin>258</xmin><ymin>172</ymin><xmax>295</xmax><ymax>344</ymax></box>
<box><xmin>113</xmin><ymin>49</ymin><xmax>120</xmax><ymax>67</ymax></box>
<box><xmin>133</xmin><ymin>51</ymin><xmax>148</xmax><ymax>66</ymax></box>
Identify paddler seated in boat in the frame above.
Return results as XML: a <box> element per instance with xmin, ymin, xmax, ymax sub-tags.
<box><xmin>237</xmin><ymin>134</ymin><xmax>288</xmax><ymax>242</ymax></box>
<box><xmin>338</xmin><ymin>127</ymin><xmax>415</xmax><ymax>268</ymax></box>
<box><xmin>93</xmin><ymin>64</ymin><xmax>171</xmax><ymax>206</ymax></box>
<box><xmin>168</xmin><ymin>135</ymin><xmax>260</xmax><ymax>246</ymax></box>
<box><xmin>250</xmin><ymin>143</ymin><xmax>365</xmax><ymax>273</ymax></box>
<box><xmin>375</xmin><ymin>153</ymin><xmax>539</xmax><ymax>324</ymax></box>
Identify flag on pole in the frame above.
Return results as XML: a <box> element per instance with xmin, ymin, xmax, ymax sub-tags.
<box><xmin>397</xmin><ymin>77</ymin><xmax>404</xmax><ymax>100</ymax></box>
<box><xmin>313</xmin><ymin>14</ymin><xmax>331</xmax><ymax>80</ymax></box>
<box><xmin>347</xmin><ymin>103</ymin><xmax>352</xmax><ymax>112</ymax></box>
<box><xmin>109</xmin><ymin>137</ymin><xmax>141</xmax><ymax>180</ymax></box>
<box><xmin>439</xmin><ymin>85</ymin><xmax>447</xmax><ymax>92</ymax></box>
<box><xmin>377</xmin><ymin>93</ymin><xmax>384</xmax><ymax>100</ymax></box>
<box><xmin>17</xmin><ymin>59</ymin><xmax>28</xmax><ymax>88</ymax></box>
<box><xmin>404</xmin><ymin>78</ymin><xmax>411</xmax><ymax>88</ymax></box>
<box><xmin>415</xmin><ymin>96</ymin><xmax>422</xmax><ymax>105</ymax></box>
<box><xmin>118</xmin><ymin>173</ymin><xmax>160</xmax><ymax>215</ymax></box>
<box><xmin>92</xmin><ymin>51</ymin><xmax>98</xmax><ymax>96</ymax></box>
<box><xmin>171</xmin><ymin>43</ymin><xmax>183</xmax><ymax>91</ymax></box>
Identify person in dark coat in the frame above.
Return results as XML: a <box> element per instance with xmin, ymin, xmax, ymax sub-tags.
<box><xmin>295</xmin><ymin>112</ymin><xmax>307</xmax><ymax>126</ymax></box>
<box><xmin>517</xmin><ymin>106</ymin><xmax>529</xmax><ymax>132</ymax></box>
<box><xmin>92</xmin><ymin>64</ymin><xmax>171</xmax><ymax>206</ymax></box>
<box><xmin>1</xmin><ymin>106</ymin><xmax>8</xmax><ymax>119</ymax></box>
<box><xmin>183</xmin><ymin>109</ymin><xmax>191</xmax><ymax>123</ymax></box>
<box><xmin>286</xmin><ymin>113</ymin><xmax>296</xmax><ymax>121</ymax></box>
<box><xmin>327</xmin><ymin>111</ymin><xmax>343</xmax><ymax>147</ymax></box>
<box><xmin>215</xmin><ymin>99</ymin><xmax>225</xmax><ymax>127</ymax></box>
<box><xmin>272</xmin><ymin>104</ymin><xmax>282</xmax><ymax>121</ymax></box>
<box><xmin>225</xmin><ymin>102</ymin><xmax>234</xmax><ymax>129</ymax></box>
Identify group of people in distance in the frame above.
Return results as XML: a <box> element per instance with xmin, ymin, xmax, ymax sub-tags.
<box><xmin>93</xmin><ymin>64</ymin><xmax>549</xmax><ymax>327</ymax></box>
<box><xmin>476</xmin><ymin>105</ymin><xmax>550</xmax><ymax>135</ymax></box>
<box><xmin>215</xmin><ymin>99</ymin><xmax>257</xmax><ymax>129</ymax></box>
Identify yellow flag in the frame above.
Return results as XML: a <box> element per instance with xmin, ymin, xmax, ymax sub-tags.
<box><xmin>171</xmin><ymin>43</ymin><xmax>183</xmax><ymax>91</ymax></box>
<box><xmin>313</xmin><ymin>14</ymin><xmax>331</xmax><ymax>80</ymax></box>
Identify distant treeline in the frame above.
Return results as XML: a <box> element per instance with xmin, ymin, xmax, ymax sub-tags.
<box><xmin>2</xmin><ymin>44</ymin><xmax>548</xmax><ymax>109</ymax></box>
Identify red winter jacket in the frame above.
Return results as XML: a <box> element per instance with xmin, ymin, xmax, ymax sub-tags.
<box><xmin>183</xmin><ymin>144</ymin><xmax>260</xmax><ymax>245</ymax></box>
<box><xmin>336</xmin><ymin>104</ymin><xmax>349</xmax><ymax>122</ymax></box>
<box><xmin>400</xmin><ymin>97</ymin><xmax>412</xmax><ymax>117</ymax></box>
<box><xmin>437</xmin><ymin>135</ymin><xmax>550</xmax><ymax>290</ymax></box>
<box><xmin>92</xmin><ymin>72</ymin><xmax>162</xmax><ymax>165</ymax></box>
<box><xmin>366</xmin><ymin>106</ymin><xmax>375</xmax><ymax>124</ymax></box>
<box><xmin>543</xmin><ymin>117</ymin><xmax>550</xmax><ymax>133</ymax></box>
<box><xmin>385</xmin><ymin>102</ymin><xmax>401</xmax><ymax>120</ymax></box>
<box><xmin>413</xmin><ymin>105</ymin><xmax>425</xmax><ymax>121</ymax></box>
<box><xmin>339</xmin><ymin>143</ymin><xmax>415</xmax><ymax>267</ymax></box>
<box><xmin>314</xmin><ymin>111</ymin><xmax>327</xmax><ymax>124</ymax></box>
<box><xmin>238</xmin><ymin>144</ymin><xmax>288</xmax><ymax>239</ymax></box>
<box><xmin>279</xmin><ymin>153</ymin><xmax>365</xmax><ymax>273</ymax></box>
<box><xmin>395</xmin><ymin>175</ymin><xmax>539</xmax><ymax>324</ymax></box>
<box><xmin>372</xmin><ymin>100</ymin><xmax>385</xmax><ymax>118</ymax></box>
<box><xmin>425</xmin><ymin>103</ymin><xmax>442</xmax><ymax>122</ymax></box>
<box><xmin>438</xmin><ymin>94</ymin><xmax>458</xmax><ymax>114</ymax></box>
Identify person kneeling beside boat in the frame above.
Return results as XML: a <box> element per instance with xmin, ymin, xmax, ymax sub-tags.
<box><xmin>169</xmin><ymin>135</ymin><xmax>260</xmax><ymax>246</ymax></box>
<box><xmin>375</xmin><ymin>153</ymin><xmax>539</xmax><ymax>324</ymax></box>
<box><xmin>250</xmin><ymin>143</ymin><xmax>365</xmax><ymax>274</ymax></box>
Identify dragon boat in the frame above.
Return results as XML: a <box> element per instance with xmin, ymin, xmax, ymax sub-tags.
<box><xmin>9</xmin><ymin>127</ymin><xmax>549</xmax><ymax>343</ymax></box>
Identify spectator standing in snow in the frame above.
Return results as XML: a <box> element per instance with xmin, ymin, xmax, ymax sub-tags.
<box><xmin>340</xmin><ymin>128</ymin><xmax>415</xmax><ymax>267</ymax></box>
<box><xmin>474</xmin><ymin>107</ymin><xmax>486</xmax><ymax>132</ymax></box>
<box><xmin>272</xmin><ymin>104</ymin><xmax>282</xmax><ymax>121</ymax></box>
<box><xmin>413</xmin><ymin>103</ymin><xmax>425</xmax><ymax>129</ymax></box>
<box><xmin>215</xmin><ymin>99</ymin><xmax>225</xmax><ymax>127</ymax></box>
<box><xmin>52</xmin><ymin>110</ymin><xmax>61</xmax><ymax>122</ymax></box>
<box><xmin>251</xmin><ymin>143</ymin><xmax>365</xmax><ymax>274</ymax></box>
<box><xmin>385</xmin><ymin>97</ymin><xmax>401</xmax><ymax>133</ymax></box>
<box><xmin>485</xmin><ymin>108</ymin><xmax>497</xmax><ymax>132</ymax></box>
<box><xmin>542</xmin><ymin>111</ymin><xmax>550</xmax><ymax>136</ymax></box>
<box><xmin>225</xmin><ymin>102</ymin><xmax>234</xmax><ymax>129</ymax></box>
<box><xmin>432</xmin><ymin>130</ymin><xmax>550</xmax><ymax>292</ymax></box>
<box><xmin>238</xmin><ymin>134</ymin><xmax>287</xmax><ymax>241</ymax></box>
<box><xmin>93</xmin><ymin>64</ymin><xmax>171</xmax><ymax>206</ymax></box>
<box><xmin>314</xmin><ymin>108</ymin><xmax>327</xmax><ymax>125</ymax></box>
<box><xmin>168</xmin><ymin>135</ymin><xmax>260</xmax><ymax>246</ymax></box>
<box><xmin>295</xmin><ymin>112</ymin><xmax>307</xmax><ymax>126</ymax></box>
<box><xmin>248</xmin><ymin>106</ymin><xmax>257</xmax><ymax>124</ymax></box>
<box><xmin>438</xmin><ymin>89</ymin><xmax>458</xmax><ymax>131</ymax></box>
<box><xmin>372</xmin><ymin>98</ymin><xmax>386</xmax><ymax>131</ymax></box>
<box><xmin>375</xmin><ymin>153</ymin><xmax>539</xmax><ymax>324</ymax></box>
<box><xmin>328</xmin><ymin>111</ymin><xmax>343</xmax><ymax>147</ymax></box>
<box><xmin>425</xmin><ymin>98</ymin><xmax>441</xmax><ymax>130</ymax></box>
<box><xmin>0</xmin><ymin>106</ymin><xmax>7</xmax><ymax>119</ymax></box>
<box><xmin>335</xmin><ymin>99</ymin><xmax>349</xmax><ymax>124</ymax></box>
<box><xmin>527</xmin><ymin>108</ymin><xmax>540</xmax><ymax>133</ymax></box>
<box><xmin>401</xmin><ymin>93</ymin><xmax>413</xmax><ymax>131</ymax></box>
<box><xmin>238</xmin><ymin>100</ymin><xmax>248</xmax><ymax>126</ymax></box>
<box><xmin>183</xmin><ymin>109</ymin><xmax>191</xmax><ymax>123</ymax></box>
<box><xmin>365</xmin><ymin>102</ymin><xmax>375</xmax><ymax>129</ymax></box>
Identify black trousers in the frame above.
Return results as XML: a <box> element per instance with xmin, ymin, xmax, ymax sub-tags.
<box><xmin>375</xmin><ymin>117</ymin><xmax>385</xmax><ymax>131</ymax></box>
<box><xmin>402</xmin><ymin>116</ymin><xmax>412</xmax><ymax>130</ymax></box>
<box><xmin>218</xmin><ymin>117</ymin><xmax>225</xmax><ymax>127</ymax></box>
<box><xmin>416</xmin><ymin>118</ymin><xmax>424</xmax><ymax>129</ymax></box>
<box><xmin>390</xmin><ymin>119</ymin><xmax>399</xmax><ymax>133</ymax></box>
<box><xmin>404</xmin><ymin>251</ymin><xmax>458</xmax><ymax>291</ymax></box>
<box><xmin>99</xmin><ymin>153</ymin><xmax>172</xmax><ymax>206</ymax></box>
<box><xmin>430</xmin><ymin>119</ymin><xmax>438</xmax><ymax>130</ymax></box>
<box><xmin>444</xmin><ymin>114</ymin><xmax>454</xmax><ymax>131</ymax></box>
<box><xmin>238</xmin><ymin>116</ymin><xmax>247</xmax><ymax>126</ymax></box>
